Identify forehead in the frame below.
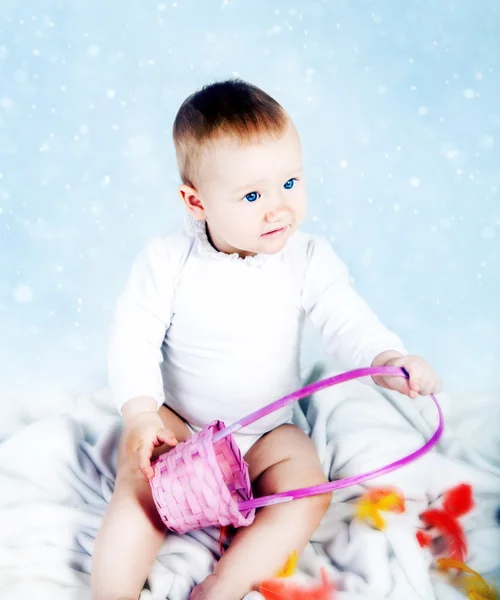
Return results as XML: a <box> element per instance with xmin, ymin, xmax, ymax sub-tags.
<box><xmin>198</xmin><ymin>122</ymin><xmax>302</xmax><ymax>189</ymax></box>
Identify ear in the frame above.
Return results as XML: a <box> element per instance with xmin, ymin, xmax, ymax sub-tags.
<box><xmin>179</xmin><ymin>184</ymin><xmax>205</xmax><ymax>220</ymax></box>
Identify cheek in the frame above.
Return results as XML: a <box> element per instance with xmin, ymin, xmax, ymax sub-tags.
<box><xmin>206</xmin><ymin>198</ymin><xmax>231</xmax><ymax>222</ymax></box>
<box><xmin>295</xmin><ymin>196</ymin><xmax>308</xmax><ymax>225</ymax></box>
<box><xmin>213</xmin><ymin>203</ymin><xmax>250</xmax><ymax>231</ymax></box>
<box><xmin>293</xmin><ymin>189</ymin><xmax>307</xmax><ymax>213</ymax></box>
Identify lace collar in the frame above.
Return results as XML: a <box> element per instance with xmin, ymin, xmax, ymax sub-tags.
<box><xmin>184</xmin><ymin>216</ymin><xmax>279</xmax><ymax>268</ymax></box>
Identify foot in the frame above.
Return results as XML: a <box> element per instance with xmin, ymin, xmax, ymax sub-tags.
<box><xmin>190</xmin><ymin>574</ymin><xmax>243</xmax><ymax>600</ymax></box>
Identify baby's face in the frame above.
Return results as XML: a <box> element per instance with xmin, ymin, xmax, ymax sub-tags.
<box><xmin>193</xmin><ymin>120</ymin><xmax>307</xmax><ymax>257</ymax></box>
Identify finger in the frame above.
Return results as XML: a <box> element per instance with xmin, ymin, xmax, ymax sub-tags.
<box><xmin>397</xmin><ymin>377</ymin><xmax>418</xmax><ymax>399</ymax></box>
<box><xmin>401</xmin><ymin>361</ymin><xmax>424</xmax><ymax>393</ymax></box>
<box><xmin>140</xmin><ymin>462</ymin><xmax>154</xmax><ymax>480</ymax></box>
<box><xmin>416</xmin><ymin>382</ymin><xmax>428</xmax><ymax>396</ymax></box>
<box><xmin>157</xmin><ymin>428</ymin><xmax>178</xmax><ymax>447</ymax></box>
<box><xmin>383</xmin><ymin>376</ymin><xmax>415</xmax><ymax>398</ymax></box>
<box><xmin>138</xmin><ymin>440</ymin><xmax>155</xmax><ymax>480</ymax></box>
<box><xmin>128</xmin><ymin>455</ymin><xmax>149</xmax><ymax>480</ymax></box>
<box><xmin>408</xmin><ymin>370</ymin><xmax>423</xmax><ymax>392</ymax></box>
<box><xmin>385</xmin><ymin>357</ymin><xmax>416</xmax><ymax>390</ymax></box>
<box><xmin>421</xmin><ymin>373</ymin><xmax>442</xmax><ymax>395</ymax></box>
<box><xmin>417</xmin><ymin>372</ymin><xmax>434</xmax><ymax>395</ymax></box>
<box><xmin>141</xmin><ymin>464</ymin><xmax>154</xmax><ymax>480</ymax></box>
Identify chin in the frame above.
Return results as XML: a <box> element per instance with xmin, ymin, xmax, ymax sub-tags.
<box><xmin>258</xmin><ymin>232</ymin><xmax>292</xmax><ymax>254</ymax></box>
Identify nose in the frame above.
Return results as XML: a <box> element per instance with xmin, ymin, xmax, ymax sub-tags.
<box><xmin>264</xmin><ymin>192</ymin><xmax>289</xmax><ymax>223</ymax></box>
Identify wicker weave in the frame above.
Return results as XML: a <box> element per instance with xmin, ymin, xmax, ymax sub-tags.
<box><xmin>150</xmin><ymin>420</ymin><xmax>255</xmax><ymax>534</ymax></box>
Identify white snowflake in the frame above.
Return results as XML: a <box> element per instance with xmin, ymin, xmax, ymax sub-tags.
<box><xmin>462</xmin><ymin>88</ymin><xmax>476</xmax><ymax>100</ymax></box>
<box><xmin>480</xmin><ymin>226</ymin><xmax>495</xmax><ymax>240</ymax></box>
<box><xmin>87</xmin><ymin>45</ymin><xmax>100</xmax><ymax>57</ymax></box>
<box><xmin>478</xmin><ymin>135</ymin><xmax>494</xmax><ymax>150</ymax></box>
<box><xmin>13</xmin><ymin>285</ymin><xmax>34</xmax><ymax>304</ymax></box>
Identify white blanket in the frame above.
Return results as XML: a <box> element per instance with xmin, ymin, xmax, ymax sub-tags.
<box><xmin>1</xmin><ymin>369</ymin><xmax>499</xmax><ymax>600</ymax></box>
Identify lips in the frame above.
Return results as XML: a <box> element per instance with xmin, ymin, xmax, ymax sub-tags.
<box><xmin>261</xmin><ymin>226</ymin><xmax>287</xmax><ymax>237</ymax></box>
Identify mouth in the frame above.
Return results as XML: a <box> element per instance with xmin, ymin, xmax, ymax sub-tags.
<box><xmin>261</xmin><ymin>226</ymin><xmax>288</xmax><ymax>238</ymax></box>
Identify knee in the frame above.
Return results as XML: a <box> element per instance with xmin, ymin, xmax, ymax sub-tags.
<box><xmin>114</xmin><ymin>467</ymin><xmax>154</xmax><ymax>502</ymax></box>
<box><xmin>114</xmin><ymin>463</ymin><xmax>161</xmax><ymax>510</ymax></box>
<box><xmin>314</xmin><ymin>488</ymin><xmax>332</xmax><ymax>514</ymax></box>
<box><xmin>268</xmin><ymin>464</ymin><xmax>332</xmax><ymax>514</ymax></box>
<box><xmin>115</xmin><ymin>459</ymin><xmax>148</xmax><ymax>495</ymax></box>
<box><xmin>114</xmin><ymin>476</ymin><xmax>165</xmax><ymax>532</ymax></box>
<box><xmin>307</xmin><ymin>474</ymin><xmax>332</xmax><ymax>515</ymax></box>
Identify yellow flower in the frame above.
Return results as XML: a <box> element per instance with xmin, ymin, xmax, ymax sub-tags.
<box><xmin>276</xmin><ymin>550</ymin><xmax>298</xmax><ymax>578</ymax></box>
<box><xmin>437</xmin><ymin>558</ymin><xmax>497</xmax><ymax>599</ymax></box>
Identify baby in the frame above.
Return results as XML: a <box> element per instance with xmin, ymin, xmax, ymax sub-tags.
<box><xmin>91</xmin><ymin>79</ymin><xmax>442</xmax><ymax>600</ymax></box>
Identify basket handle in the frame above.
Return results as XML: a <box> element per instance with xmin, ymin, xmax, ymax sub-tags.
<box><xmin>217</xmin><ymin>366</ymin><xmax>444</xmax><ymax>511</ymax></box>
<box><xmin>214</xmin><ymin>366</ymin><xmax>417</xmax><ymax>442</ymax></box>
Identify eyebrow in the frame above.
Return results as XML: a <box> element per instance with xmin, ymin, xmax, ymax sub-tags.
<box><xmin>233</xmin><ymin>167</ymin><xmax>303</xmax><ymax>194</ymax></box>
<box><xmin>234</xmin><ymin>179</ymin><xmax>265</xmax><ymax>194</ymax></box>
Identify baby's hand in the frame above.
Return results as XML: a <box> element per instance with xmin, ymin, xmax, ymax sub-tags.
<box><xmin>124</xmin><ymin>411</ymin><xmax>178</xmax><ymax>480</ymax></box>
<box><xmin>373</xmin><ymin>353</ymin><xmax>442</xmax><ymax>399</ymax></box>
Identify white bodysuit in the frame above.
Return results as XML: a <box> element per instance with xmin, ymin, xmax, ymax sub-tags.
<box><xmin>108</xmin><ymin>218</ymin><xmax>406</xmax><ymax>454</ymax></box>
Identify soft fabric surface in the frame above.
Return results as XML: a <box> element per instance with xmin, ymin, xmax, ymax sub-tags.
<box><xmin>1</xmin><ymin>368</ymin><xmax>499</xmax><ymax>600</ymax></box>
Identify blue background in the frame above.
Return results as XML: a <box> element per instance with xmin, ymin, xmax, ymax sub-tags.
<box><xmin>0</xmin><ymin>0</ymin><xmax>498</xmax><ymax>402</ymax></box>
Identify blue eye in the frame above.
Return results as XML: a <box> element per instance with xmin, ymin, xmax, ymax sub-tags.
<box><xmin>284</xmin><ymin>178</ymin><xmax>297</xmax><ymax>190</ymax></box>
<box><xmin>244</xmin><ymin>191</ymin><xmax>260</xmax><ymax>203</ymax></box>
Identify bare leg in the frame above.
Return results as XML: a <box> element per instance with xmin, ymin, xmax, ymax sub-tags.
<box><xmin>190</xmin><ymin>424</ymin><xmax>332</xmax><ymax>600</ymax></box>
<box><xmin>91</xmin><ymin>406</ymin><xmax>191</xmax><ymax>600</ymax></box>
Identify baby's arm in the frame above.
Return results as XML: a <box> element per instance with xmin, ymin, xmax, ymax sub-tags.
<box><xmin>302</xmin><ymin>237</ymin><xmax>441</xmax><ymax>397</ymax></box>
<box><xmin>301</xmin><ymin>236</ymin><xmax>406</xmax><ymax>370</ymax></box>
<box><xmin>108</xmin><ymin>238</ymin><xmax>175</xmax><ymax>414</ymax></box>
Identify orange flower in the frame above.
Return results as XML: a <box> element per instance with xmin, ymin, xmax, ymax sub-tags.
<box><xmin>259</xmin><ymin>568</ymin><xmax>335</xmax><ymax>600</ymax></box>
<box><xmin>356</xmin><ymin>487</ymin><xmax>405</xmax><ymax>530</ymax></box>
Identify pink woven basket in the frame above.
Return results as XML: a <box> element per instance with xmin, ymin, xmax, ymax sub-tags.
<box><xmin>150</xmin><ymin>420</ymin><xmax>255</xmax><ymax>534</ymax></box>
<box><xmin>150</xmin><ymin>367</ymin><xmax>444</xmax><ymax>535</ymax></box>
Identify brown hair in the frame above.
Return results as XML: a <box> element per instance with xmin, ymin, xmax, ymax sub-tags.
<box><xmin>173</xmin><ymin>79</ymin><xmax>288</xmax><ymax>187</ymax></box>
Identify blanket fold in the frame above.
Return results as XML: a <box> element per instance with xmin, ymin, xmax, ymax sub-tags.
<box><xmin>1</xmin><ymin>368</ymin><xmax>498</xmax><ymax>600</ymax></box>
